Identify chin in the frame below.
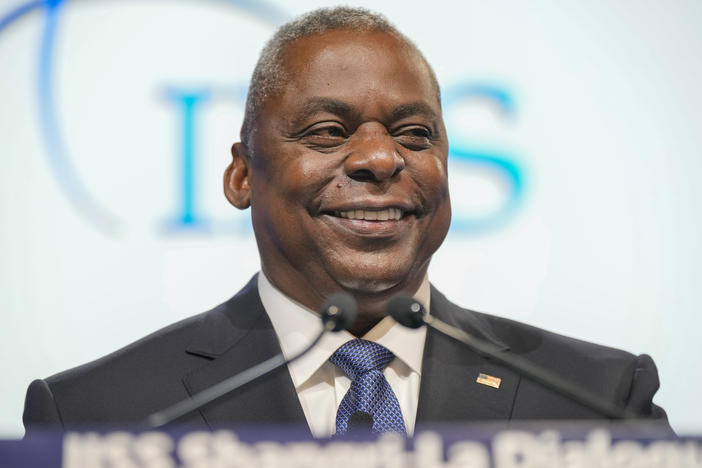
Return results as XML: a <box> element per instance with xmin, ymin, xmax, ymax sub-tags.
<box><xmin>338</xmin><ymin>277</ymin><xmax>399</xmax><ymax>294</ymax></box>
<box><xmin>326</xmin><ymin>257</ymin><xmax>427</xmax><ymax>296</ymax></box>
<box><xmin>335</xmin><ymin>266</ymin><xmax>418</xmax><ymax>296</ymax></box>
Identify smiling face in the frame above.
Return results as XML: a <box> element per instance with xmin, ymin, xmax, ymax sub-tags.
<box><xmin>225</xmin><ymin>29</ymin><xmax>451</xmax><ymax>330</ymax></box>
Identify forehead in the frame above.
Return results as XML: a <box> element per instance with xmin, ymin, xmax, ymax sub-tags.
<box><xmin>273</xmin><ymin>29</ymin><xmax>439</xmax><ymax>114</ymax></box>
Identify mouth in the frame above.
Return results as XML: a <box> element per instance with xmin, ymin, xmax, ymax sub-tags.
<box><xmin>332</xmin><ymin>207</ymin><xmax>404</xmax><ymax>221</ymax></box>
<box><xmin>319</xmin><ymin>205</ymin><xmax>416</xmax><ymax>239</ymax></box>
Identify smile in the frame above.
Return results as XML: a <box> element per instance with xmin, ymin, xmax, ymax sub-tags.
<box><xmin>333</xmin><ymin>208</ymin><xmax>403</xmax><ymax>221</ymax></box>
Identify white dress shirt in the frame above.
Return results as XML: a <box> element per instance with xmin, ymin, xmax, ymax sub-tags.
<box><xmin>258</xmin><ymin>272</ymin><xmax>429</xmax><ymax>438</ymax></box>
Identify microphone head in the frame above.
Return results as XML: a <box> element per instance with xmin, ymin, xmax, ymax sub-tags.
<box><xmin>321</xmin><ymin>292</ymin><xmax>357</xmax><ymax>332</ymax></box>
<box><xmin>388</xmin><ymin>294</ymin><xmax>426</xmax><ymax>329</ymax></box>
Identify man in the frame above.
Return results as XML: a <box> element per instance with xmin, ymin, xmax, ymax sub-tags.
<box><xmin>23</xmin><ymin>7</ymin><xmax>667</xmax><ymax>437</ymax></box>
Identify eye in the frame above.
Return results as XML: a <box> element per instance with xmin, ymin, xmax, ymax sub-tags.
<box><xmin>301</xmin><ymin>123</ymin><xmax>348</xmax><ymax>149</ymax></box>
<box><xmin>313</xmin><ymin>126</ymin><xmax>345</xmax><ymax>137</ymax></box>
<box><xmin>394</xmin><ymin>125</ymin><xmax>433</xmax><ymax>150</ymax></box>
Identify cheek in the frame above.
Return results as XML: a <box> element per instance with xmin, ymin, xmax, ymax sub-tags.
<box><xmin>253</xmin><ymin>151</ymin><xmax>339</xmax><ymax>218</ymax></box>
<box><xmin>408</xmin><ymin>154</ymin><xmax>450</xmax><ymax>203</ymax></box>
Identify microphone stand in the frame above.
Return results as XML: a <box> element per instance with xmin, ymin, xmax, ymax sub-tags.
<box><xmin>388</xmin><ymin>295</ymin><xmax>635</xmax><ymax>420</ymax></box>
<box><xmin>424</xmin><ymin>313</ymin><xmax>635</xmax><ymax>419</ymax></box>
<box><xmin>148</xmin><ymin>291</ymin><xmax>357</xmax><ymax>428</ymax></box>
<box><xmin>147</xmin><ymin>324</ymin><xmax>331</xmax><ymax>428</ymax></box>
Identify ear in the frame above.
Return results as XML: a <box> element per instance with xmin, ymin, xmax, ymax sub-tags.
<box><xmin>224</xmin><ymin>142</ymin><xmax>252</xmax><ymax>209</ymax></box>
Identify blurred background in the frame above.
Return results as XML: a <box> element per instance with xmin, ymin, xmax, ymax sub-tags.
<box><xmin>1</xmin><ymin>0</ymin><xmax>700</xmax><ymax>437</ymax></box>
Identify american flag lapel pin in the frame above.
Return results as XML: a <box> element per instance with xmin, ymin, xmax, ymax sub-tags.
<box><xmin>476</xmin><ymin>372</ymin><xmax>502</xmax><ymax>389</ymax></box>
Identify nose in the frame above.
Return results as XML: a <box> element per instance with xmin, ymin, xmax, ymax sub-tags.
<box><xmin>344</xmin><ymin>128</ymin><xmax>405</xmax><ymax>182</ymax></box>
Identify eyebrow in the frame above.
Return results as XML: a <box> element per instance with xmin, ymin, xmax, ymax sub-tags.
<box><xmin>390</xmin><ymin>102</ymin><xmax>439</xmax><ymax>121</ymax></box>
<box><xmin>291</xmin><ymin>98</ymin><xmax>355</xmax><ymax>128</ymax></box>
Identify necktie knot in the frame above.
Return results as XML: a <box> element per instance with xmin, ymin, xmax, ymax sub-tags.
<box><xmin>329</xmin><ymin>339</ymin><xmax>394</xmax><ymax>380</ymax></box>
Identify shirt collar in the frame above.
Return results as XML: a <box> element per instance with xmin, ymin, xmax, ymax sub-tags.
<box><xmin>258</xmin><ymin>272</ymin><xmax>430</xmax><ymax>389</ymax></box>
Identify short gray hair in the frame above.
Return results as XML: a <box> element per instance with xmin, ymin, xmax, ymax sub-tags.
<box><xmin>240</xmin><ymin>6</ymin><xmax>440</xmax><ymax>149</ymax></box>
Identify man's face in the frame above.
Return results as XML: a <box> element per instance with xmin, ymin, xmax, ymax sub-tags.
<box><xmin>228</xmin><ymin>29</ymin><xmax>451</xmax><ymax>313</ymax></box>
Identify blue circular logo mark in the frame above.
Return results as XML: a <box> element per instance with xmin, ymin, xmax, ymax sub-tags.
<box><xmin>0</xmin><ymin>0</ymin><xmax>288</xmax><ymax>235</ymax></box>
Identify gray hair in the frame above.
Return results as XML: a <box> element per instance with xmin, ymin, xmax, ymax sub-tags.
<box><xmin>240</xmin><ymin>6</ymin><xmax>440</xmax><ymax>150</ymax></box>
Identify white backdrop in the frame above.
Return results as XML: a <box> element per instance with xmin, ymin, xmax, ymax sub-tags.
<box><xmin>1</xmin><ymin>0</ymin><xmax>701</xmax><ymax>437</ymax></box>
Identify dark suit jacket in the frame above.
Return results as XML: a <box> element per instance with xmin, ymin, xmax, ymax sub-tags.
<box><xmin>23</xmin><ymin>276</ymin><xmax>667</xmax><ymax>433</ymax></box>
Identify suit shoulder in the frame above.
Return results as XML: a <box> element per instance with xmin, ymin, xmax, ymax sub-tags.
<box><xmin>43</xmin><ymin>301</ymin><xmax>230</xmax><ymax>388</ymax></box>
<box><xmin>44</xmin><ymin>276</ymin><xmax>261</xmax><ymax>388</ymax></box>
<box><xmin>26</xmin><ymin>278</ymin><xmax>263</xmax><ymax>426</ymax></box>
<box><xmin>473</xmin><ymin>310</ymin><xmax>637</xmax><ymax>361</ymax></box>
<box><xmin>429</xmin><ymin>287</ymin><xmax>667</xmax><ymax>422</ymax></box>
<box><xmin>28</xmin><ymin>300</ymin><xmax>237</xmax><ymax>426</ymax></box>
<box><xmin>432</xmin><ymin>285</ymin><xmax>636</xmax><ymax>361</ymax></box>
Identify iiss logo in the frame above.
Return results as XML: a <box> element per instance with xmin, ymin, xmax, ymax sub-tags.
<box><xmin>0</xmin><ymin>0</ymin><xmax>526</xmax><ymax>237</ymax></box>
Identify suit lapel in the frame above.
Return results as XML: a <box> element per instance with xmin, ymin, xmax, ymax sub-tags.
<box><xmin>416</xmin><ymin>287</ymin><xmax>521</xmax><ymax>423</ymax></box>
<box><xmin>181</xmin><ymin>276</ymin><xmax>307</xmax><ymax>428</ymax></box>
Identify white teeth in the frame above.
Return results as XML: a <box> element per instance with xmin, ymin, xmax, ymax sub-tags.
<box><xmin>335</xmin><ymin>208</ymin><xmax>403</xmax><ymax>221</ymax></box>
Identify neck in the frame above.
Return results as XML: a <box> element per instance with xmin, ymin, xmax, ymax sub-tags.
<box><xmin>346</xmin><ymin>296</ymin><xmax>391</xmax><ymax>337</ymax></box>
<box><xmin>260</xmin><ymin>265</ymin><xmax>429</xmax><ymax>336</ymax></box>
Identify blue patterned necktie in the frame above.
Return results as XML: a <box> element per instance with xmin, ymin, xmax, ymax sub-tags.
<box><xmin>329</xmin><ymin>338</ymin><xmax>407</xmax><ymax>435</ymax></box>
